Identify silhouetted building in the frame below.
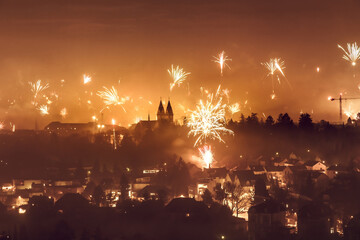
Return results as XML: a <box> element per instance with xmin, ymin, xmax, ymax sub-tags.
<box><xmin>298</xmin><ymin>202</ymin><xmax>332</xmax><ymax>240</ymax></box>
<box><xmin>157</xmin><ymin>99</ymin><xmax>173</xmax><ymax>122</ymax></box>
<box><xmin>130</xmin><ymin>99</ymin><xmax>174</xmax><ymax>139</ymax></box>
<box><xmin>248</xmin><ymin>199</ymin><xmax>288</xmax><ymax>240</ymax></box>
<box><xmin>344</xmin><ymin>214</ymin><xmax>360</xmax><ymax>240</ymax></box>
<box><xmin>45</xmin><ymin>122</ymin><xmax>96</xmax><ymax>135</ymax></box>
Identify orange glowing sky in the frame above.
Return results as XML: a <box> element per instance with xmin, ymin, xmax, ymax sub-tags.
<box><xmin>1</xmin><ymin>0</ymin><xmax>360</xmax><ymax>129</ymax></box>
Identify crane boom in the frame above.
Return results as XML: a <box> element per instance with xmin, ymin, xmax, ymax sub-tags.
<box><xmin>330</xmin><ymin>94</ymin><xmax>360</xmax><ymax>121</ymax></box>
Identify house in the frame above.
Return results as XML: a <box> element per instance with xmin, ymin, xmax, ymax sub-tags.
<box><xmin>304</xmin><ymin>160</ymin><xmax>327</xmax><ymax>171</ymax></box>
<box><xmin>13</xmin><ymin>179</ymin><xmax>44</xmax><ymax>190</ymax></box>
<box><xmin>248</xmin><ymin>199</ymin><xmax>289</xmax><ymax>240</ymax></box>
<box><xmin>193</xmin><ymin>168</ymin><xmax>229</xmax><ymax>200</ymax></box>
<box><xmin>298</xmin><ymin>202</ymin><xmax>332</xmax><ymax>240</ymax></box>
<box><xmin>326</xmin><ymin>164</ymin><xmax>348</xmax><ymax>179</ymax></box>
<box><xmin>264</xmin><ymin>166</ymin><xmax>293</xmax><ymax>187</ymax></box>
<box><xmin>138</xmin><ymin>185</ymin><xmax>169</xmax><ymax>201</ymax></box>
<box><xmin>232</xmin><ymin>170</ymin><xmax>257</xmax><ymax>188</ymax></box>
<box><xmin>248</xmin><ymin>165</ymin><xmax>266</xmax><ymax>175</ymax></box>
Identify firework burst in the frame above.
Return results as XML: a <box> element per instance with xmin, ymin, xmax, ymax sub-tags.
<box><xmin>198</xmin><ymin>145</ymin><xmax>213</xmax><ymax>168</ymax></box>
<box><xmin>187</xmin><ymin>88</ymin><xmax>233</xmax><ymax>146</ymax></box>
<box><xmin>97</xmin><ymin>86</ymin><xmax>128</xmax><ymax>111</ymax></box>
<box><xmin>168</xmin><ymin>65</ymin><xmax>190</xmax><ymax>91</ymax></box>
<box><xmin>262</xmin><ymin>58</ymin><xmax>287</xmax><ymax>99</ymax></box>
<box><xmin>29</xmin><ymin>80</ymin><xmax>49</xmax><ymax>105</ymax></box>
<box><xmin>213</xmin><ymin>51</ymin><xmax>232</xmax><ymax>76</ymax></box>
<box><xmin>338</xmin><ymin>42</ymin><xmax>360</xmax><ymax>66</ymax></box>
<box><xmin>60</xmin><ymin>108</ymin><xmax>68</xmax><ymax>118</ymax></box>
<box><xmin>262</xmin><ymin>58</ymin><xmax>285</xmax><ymax>77</ymax></box>
<box><xmin>38</xmin><ymin>105</ymin><xmax>49</xmax><ymax>116</ymax></box>
<box><xmin>228</xmin><ymin>103</ymin><xmax>240</xmax><ymax>115</ymax></box>
<box><xmin>83</xmin><ymin>74</ymin><xmax>92</xmax><ymax>84</ymax></box>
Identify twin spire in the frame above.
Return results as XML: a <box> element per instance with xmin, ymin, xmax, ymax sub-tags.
<box><xmin>157</xmin><ymin>98</ymin><xmax>173</xmax><ymax>122</ymax></box>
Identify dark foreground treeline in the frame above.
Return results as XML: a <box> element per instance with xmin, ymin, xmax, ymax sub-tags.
<box><xmin>0</xmin><ymin>112</ymin><xmax>360</xmax><ymax>179</ymax></box>
<box><xmin>0</xmin><ymin>195</ymin><xmax>243</xmax><ymax>240</ymax></box>
<box><xmin>219</xmin><ymin>113</ymin><xmax>360</xmax><ymax>168</ymax></box>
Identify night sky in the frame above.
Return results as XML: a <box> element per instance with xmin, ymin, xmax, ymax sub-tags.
<box><xmin>1</xmin><ymin>0</ymin><xmax>360</xmax><ymax>128</ymax></box>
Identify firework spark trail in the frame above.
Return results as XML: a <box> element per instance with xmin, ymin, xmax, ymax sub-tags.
<box><xmin>228</xmin><ymin>103</ymin><xmax>240</xmax><ymax>115</ymax></box>
<box><xmin>338</xmin><ymin>42</ymin><xmax>360</xmax><ymax>66</ymax></box>
<box><xmin>222</xmin><ymin>88</ymin><xmax>231</xmax><ymax>103</ymax></box>
<box><xmin>262</xmin><ymin>58</ymin><xmax>287</xmax><ymax>99</ymax></box>
<box><xmin>168</xmin><ymin>65</ymin><xmax>190</xmax><ymax>91</ymax></box>
<box><xmin>97</xmin><ymin>86</ymin><xmax>128</xmax><ymax>112</ymax></box>
<box><xmin>187</xmin><ymin>87</ymin><xmax>233</xmax><ymax>146</ymax></box>
<box><xmin>29</xmin><ymin>80</ymin><xmax>49</xmax><ymax>105</ymax></box>
<box><xmin>60</xmin><ymin>108</ymin><xmax>68</xmax><ymax>118</ymax></box>
<box><xmin>83</xmin><ymin>74</ymin><xmax>92</xmax><ymax>84</ymax></box>
<box><xmin>38</xmin><ymin>105</ymin><xmax>49</xmax><ymax>116</ymax></box>
<box><xmin>213</xmin><ymin>51</ymin><xmax>232</xmax><ymax>76</ymax></box>
<box><xmin>198</xmin><ymin>145</ymin><xmax>213</xmax><ymax>168</ymax></box>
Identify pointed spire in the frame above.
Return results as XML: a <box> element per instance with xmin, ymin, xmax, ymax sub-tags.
<box><xmin>166</xmin><ymin>100</ymin><xmax>173</xmax><ymax>115</ymax></box>
<box><xmin>157</xmin><ymin>98</ymin><xmax>164</xmax><ymax>114</ymax></box>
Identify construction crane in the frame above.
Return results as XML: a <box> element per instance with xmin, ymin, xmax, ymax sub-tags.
<box><xmin>330</xmin><ymin>94</ymin><xmax>360</xmax><ymax>121</ymax></box>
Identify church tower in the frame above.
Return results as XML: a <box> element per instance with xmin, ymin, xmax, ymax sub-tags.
<box><xmin>166</xmin><ymin>100</ymin><xmax>174</xmax><ymax>122</ymax></box>
<box><xmin>157</xmin><ymin>99</ymin><xmax>165</xmax><ymax>121</ymax></box>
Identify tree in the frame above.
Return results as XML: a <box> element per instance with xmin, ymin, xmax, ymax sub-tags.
<box><xmin>240</xmin><ymin>114</ymin><xmax>245</xmax><ymax>124</ymax></box>
<box><xmin>142</xmin><ymin>189</ymin><xmax>150</xmax><ymax>201</ymax></box>
<box><xmin>157</xmin><ymin>188</ymin><xmax>169</xmax><ymax>204</ymax></box>
<box><xmin>213</xmin><ymin>183</ymin><xmax>227</xmax><ymax>203</ymax></box>
<box><xmin>201</xmin><ymin>189</ymin><xmax>213</xmax><ymax>206</ymax></box>
<box><xmin>255</xmin><ymin>178</ymin><xmax>268</xmax><ymax>198</ymax></box>
<box><xmin>93</xmin><ymin>185</ymin><xmax>105</xmax><ymax>207</ymax></box>
<box><xmin>75</xmin><ymin>160</ymin><xmax>87</xmax><ymax>185</ymax></box>
<box><xmin>265</xmin><ymin>115</ymin><xmax>274</xmax><ymax>126</ymax></box>
<box><xmin>246</xmin><ymin>113</ymin><xmax>259</xmax><ymax>125</ymax></box>
<box><xmin>277</xmin><ymin>113</ymin><xmax>294</xmax><ymax>128</ymax></box>
<box><xmin>224</xmin><ymin>181</ymin><xmax>252</xmax><ymax>217</ymax></box>
<box><xmin>168</xmin><ymin>157</ymin><xmax>191</xmax><ymax>196</ymax></box>
<box><xmin>299</xmin><ymin>113</ymin><xmax>313</xmax><ymax>130</ymax></box>
<box><xmin>120</xmin><ymin>173</ymin><xmax>130</xmax><ymax>202</ymax></box>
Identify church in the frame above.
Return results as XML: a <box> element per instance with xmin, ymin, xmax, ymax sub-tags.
<box><xmin>156</xmin><ymin>99</ymin><xmax>173</xmax><ymax>122</ymax></box>
<box><xmin>129</xmin><ymin>99</ymin><xmax>174</xmax><ymax>138</ymax></box>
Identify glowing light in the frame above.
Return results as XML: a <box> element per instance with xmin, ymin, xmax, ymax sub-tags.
<box><xmin>0</xmin><ymin>121</ymin><xmax>4</xmax><ymax>130</ymax></box>
<box><xmin>262</xmin><ymin>58</ymin><xmax>286</xmax><ymax>98</ymax></box>
<box><xmin>344</xmin><ymin>105</ymin><xmax>357</xmax><ymax>119</ymax></box>
<box><xmin>262</xmin><ymin>58</ymin><xmax>285</xmax><ymax>77</ymax></box>
<box><xmin>213</xmin><ymin>51</ymin><xmax>232</xmax><ymax>76</ymax></box>
<box><xmin>338</xmin><ymin>42</ymin><xmax>360</xmax><ymax>66</ymax></box>
<box><xmin>168</xmin><ymin>65</ymin><xmax>190</xmax><ymax>91</ymax></box>
<box><xmin>111</xmin><ymin>118</ymin><xmax>116</xmax><ymax>125</ymax></box>
<box><xmin>228</xmin><ymin>103</ymin><xmax>240</xmax><ymax>115</ymax></box>
<box><xmin>29</xmin><ymin>80</ymin><xmax>49</xmax><ymax>104</ymax></box>
<box><xmin>316</xmin><ymin>67</ymin><xmax>320</xmax><ymax>72</ymax></box>
<box><xmin>187</xmin><ymin>87</ymin><xmax>233</xmax><ymax>146</ymax></box>
<box><xmin>60</xmin><ymin>108</ymin><xmax>67</xmax><ymax>118</ymax></box>
<box><xmin>10</xmin><ymin>123</ymin><xmax>15</xmax><ymax>132</ymax></box>
<box><xmin>97</xmin><ymin>86</ymin><xmax>128</xmax><ymax>111</ymax></box>
<box><xmin>199</xmin><ymin>145</ymin><xmax>213</xmax><ymax>168</ymax></box>
<box><xmin>18</xmin><ymin>208</ymin><xmax>26</xmax><ymax>214</ymax></box>
<box><xmin>83</xmin><ymin>74</ymin><xmax>92</xmax><ymax>84</ymax></box>
<box><xmin>38</xmin><ymin>105</ymin><xmax>49</xmax><ymax>116</ymax></box>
